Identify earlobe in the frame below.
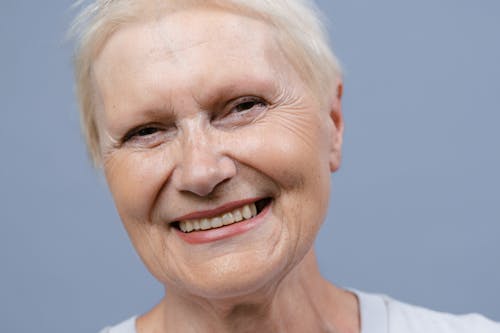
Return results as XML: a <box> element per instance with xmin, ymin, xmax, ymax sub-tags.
<box><xmin>329</xmin><ymin>82</ymin><xmax>344</xmax><ymax>172</ymax></box>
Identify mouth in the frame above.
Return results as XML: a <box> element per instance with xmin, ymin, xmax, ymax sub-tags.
<box><xmin>172</xmin><ymin>198</ymin><xmax>272</xmax><ymax>233</ymax></box>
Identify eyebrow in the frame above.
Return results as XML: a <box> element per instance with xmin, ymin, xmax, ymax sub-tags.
<box><xmin>194</xmin><ymin>75</ymin><xmax>280</xmax><ymax>110</ymax></box>
<box><xmin>104</xmin><ymin>103</ymin><xmax>177</xmax><ymax>139</ymax></box>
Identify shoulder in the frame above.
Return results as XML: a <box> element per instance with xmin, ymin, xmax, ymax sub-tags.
<box><xmin>385</xmin><ymin>295</ymin><xmax>499</xmax><ymax>333</ymax></box>
<box><xmin>99</xmin><ymin>316</ymin><xmax>137</xmax><ymax>333</ymax></box>
<box><xmin>355</xmin><ymin>290</ymin><xmax>500</xmax><ymax>333</ymax></box>
<box><xmin>384</xmin><ymin>295</ymin><xmax>500</xmax><ymax>333</ymax></box>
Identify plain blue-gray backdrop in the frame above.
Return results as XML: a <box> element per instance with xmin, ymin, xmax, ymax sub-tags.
<box><xmin>1</xmin><ymin>1</ymin><xmax>499</xmax><ymax>332</ymax></box>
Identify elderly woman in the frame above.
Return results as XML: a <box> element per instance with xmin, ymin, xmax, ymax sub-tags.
<box><xmin>70</xmin><ymin>0</ymin><xmax>500</xmax><ymax>332</ymax></box>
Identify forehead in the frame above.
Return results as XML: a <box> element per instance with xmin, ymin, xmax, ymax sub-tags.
<box><xmin>92</xmin><ymin>8</ymin><xmax>292</xmax><ymax>113</ymax></box>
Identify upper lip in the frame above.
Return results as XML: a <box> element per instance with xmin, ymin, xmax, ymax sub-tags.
<box><xmin>171</xmin><ymin>197</ymin><xmax>263</xmax><ymax>222</ymax></box>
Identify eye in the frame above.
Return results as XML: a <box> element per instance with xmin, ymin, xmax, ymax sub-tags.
<box><xmin>122</xmin><ymin>126</ymin><xmax>160</xmax><ymax>142</ymax></box>
<box><xmin>136</xmin><ymin>127</ymin><xmax>159</xmax><ymax>137</ymax></box>
<box><xmin>212</xmin><ymin>96</ymin><xmax>268</xmax><ymax>128</ymax></box>
<box><xmin>120</xmin><ymin>123</ymin><xmax>175</xmax><ymax>148</ymax></box>
<box><xmin>231</xmin><ymin>97</ymin><xmax>267</xmax><ymax>114</ymax></box>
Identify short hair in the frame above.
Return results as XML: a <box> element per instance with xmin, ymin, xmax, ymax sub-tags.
<box><xmin>69</xmin><ymin>0</ymin><xmax>342</xmax><ymax>165</ymax></box>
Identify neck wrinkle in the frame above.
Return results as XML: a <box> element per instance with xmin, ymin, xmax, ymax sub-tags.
<box><xmin>146</xmin><ymin>248</ymin><xmax>357</xmax><ymax>333</ymax></box>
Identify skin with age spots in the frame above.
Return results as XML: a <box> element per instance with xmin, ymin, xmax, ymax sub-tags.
<box><xmin>93</xmin><ymin>7</ymin><xmax>357</xmax><ymax>333</ymax></box>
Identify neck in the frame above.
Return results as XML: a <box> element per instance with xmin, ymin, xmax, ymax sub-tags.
<box><xmin>138</xmin><ymin>249</ymin><xmax>360</xmax><ymax>333</ymax></box>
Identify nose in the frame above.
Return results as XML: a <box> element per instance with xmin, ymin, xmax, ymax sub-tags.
<box><xmin>174</xmin><ymin>130</ymin><xmax>236</xmax><ymax>197</ymax></box>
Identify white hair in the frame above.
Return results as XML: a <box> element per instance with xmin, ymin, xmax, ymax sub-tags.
<box><xmin>69</xmin><ymin>0</ymin><xmax>342</xmax><ymax>165</ymax></box>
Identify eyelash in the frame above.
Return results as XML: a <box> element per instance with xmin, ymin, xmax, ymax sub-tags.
<box><xmin>230</xmin><ymin>96</ymin><xmax>267</xmax><ymax>114</ymax></box>
<box><xmin>122</xmin><ymin>96</ymin><xmax>268</xmax><ymax>143</ymax></box>
<box><xmin>122</xmin><ymin>124</ymin><xmax>165</xmax><ymax>144</ymax></box>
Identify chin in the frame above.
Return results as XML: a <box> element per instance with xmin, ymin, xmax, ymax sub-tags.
<box><xmin>133</xmin><ymin>195</ymin><xmax>323</xmax><ymax>302</ymax></box>
<box><xmin>182</xmin><ymin>257</ymin><xmax>289</xmax><ymax>301</ymax></box>
<box><xmin>165</xmin><ymin>232</ymin><xmax>296</xmax><ymax>301</ymax></box>
<box><xmin>179</xmin><ymin>247</ymin><xmax>315</xmax><ymax>303</ymax></box>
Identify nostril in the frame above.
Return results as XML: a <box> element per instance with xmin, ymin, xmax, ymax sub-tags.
<box><xmin>176</xmin><ymin>154</ymin><xmax>237</xmax><ymax>197</ymax></box>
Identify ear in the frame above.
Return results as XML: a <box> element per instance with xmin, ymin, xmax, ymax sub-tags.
<box><xmin>328</xmin><ymin>82</ymin><xmax>344</xmax><ymax>172</ymax></box>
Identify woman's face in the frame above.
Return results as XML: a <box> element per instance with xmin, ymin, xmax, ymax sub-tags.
<box><xmin>93</xmin><ymin>8</ymin><xmax>343</xmax><ymax>299</ymax></box>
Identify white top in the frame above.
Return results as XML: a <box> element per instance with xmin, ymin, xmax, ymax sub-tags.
<box><xmin>358</xmin><ymin>291</ymin><xmax>500</xmax><ymax>333</ymax></box>
<box><xmin>99</xmin><ymin>291</ymin><xmax>500</xmax><ymax>332</ymax></box>
<box><xmin>100</xmin><ymin>315</ymin><xmax>136</xmax><ymax>333</ymax></box>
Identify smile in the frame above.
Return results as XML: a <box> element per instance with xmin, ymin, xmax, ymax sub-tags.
<box><xmin>174</xmin><ymin>198</ymin><xmax>271</xmax><ymax>233</ymax></box>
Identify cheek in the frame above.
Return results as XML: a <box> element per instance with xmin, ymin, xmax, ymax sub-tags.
<box><xmin>223</xmin><ymin>111</ymin><xmax>332</xmax><ymax>232</ymax></box>
<box><xmin>226</xmin><ymin>111</ymin><xmax>331</xmax><ymax>192</ymax></box>
<box><xmin>104</xmin><ymin>151</ymin><xmax>180</xmax><ymax>282</ymax></box>
<box><xmin>104</xmin><ymin>149</ymin><xmax>174</xmax><ymax>222</ymax></box>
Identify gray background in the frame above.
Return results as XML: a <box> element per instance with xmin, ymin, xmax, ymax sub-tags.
<box><xmin>1</xmin><ymin>0</ymin><xmax>499</xmax><ymax>332</ymax></box>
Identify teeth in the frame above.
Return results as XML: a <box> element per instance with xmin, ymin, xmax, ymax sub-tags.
<box><xmin>250</xmin><ymin>204</ymin><xmax>257</xmax><ymax>216</ymax></box>
<box><xmin>233</xmin><ymin>209</ymin><xmax>243</xmax><ymax>222</ymax></box>
<box><xmin>222</xmin><ymin>213</ymin><xmax>233</xmax><ymax>226</ymax></box>
<box><xmin>242</xmin><ymin>205</ymin><xmax>252</xmax><ymax>219</ymax></box>
<box><xmin>178</xmin><ymin>203</ymin><xmax>259</xmax><ymax>233</ymax></box>
<box><xmin>211</xmin><ymin>217</ymin><xmax>223</xmax><ymax>228</ymax></box>
<box><xmin>200</xmin><ymin>218</ymin><xmax>210</xmax><ymax>230</ymax></box>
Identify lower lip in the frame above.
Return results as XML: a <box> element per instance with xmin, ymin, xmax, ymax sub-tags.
<box><xmin>174</xmin><ymin>202</ymin><xmax>271</xmax><ymax>244</ymax></box>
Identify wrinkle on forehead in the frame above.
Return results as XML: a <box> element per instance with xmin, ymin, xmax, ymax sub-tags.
<box><xmin>129</xmin><ymin>9</ymin><xmax>277</xmax><ymax>65</ymax></box>
<box><xmin>158</xmin><ymin>9</ymin><xmax>278</xmax><ymax>72</ymax></box>
<box><xmin>92</xmin><ymin>7</ymin><xmax>302</xmax><ymax>147</ymax></box>
<box><xmin>96</xmin><ymin>7</ymin><xmax>276</xmax><ymax>67</ymax></box>
<box><xmin>94</xmin><ymin>9</ymin><xmax>288</xmax><ymax>96</ymax></box>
